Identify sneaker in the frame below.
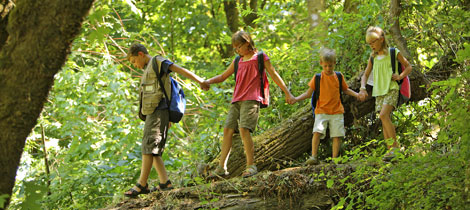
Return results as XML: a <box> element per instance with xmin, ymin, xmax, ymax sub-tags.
<box><xmin>242</xmin><ymin>165</ymin><xmax>258</xmax><ymax>178</ymax></box>
<box><xmin>382</xmin><ymin>149</ymin><xmax>397</xmax><ymax>162</ymax></box>
<box><xmin>306</xmin><ymin>156</ymin><xmax>319</xmax><ymax>165</ymax></box>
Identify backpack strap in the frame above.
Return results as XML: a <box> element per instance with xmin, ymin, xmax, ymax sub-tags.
<box><xmin>152</xmin><ymin>56</ymin><xmax>171</xmax><ymax>108</ymax></box>
<box><xmin>390</xmin><ymin>47</ymin><xmax>396</xmax><ymax>75</ymax></box>
<box><xmin>335</xmin><ymin>72</ymin><xmax>343</xmax><ymax>104</ymax></box>
<box><xmin>313</xmin><ymin>73</ymin><xmax>321</xmax><ymax>108</ymax></box>
<box><xmin>257</xmin><ymin>51</ymin><xmax>265</xmax><ymax>99</ymax></box>
<box><xmin>390</xmin><ymin>47</ymin><xmax>404</xmax><ymax>84</ymax></box>
<box><xmin>233</xmin><ymin>56</ymin><xmax>241</xmax><ymax>82</ymax></box>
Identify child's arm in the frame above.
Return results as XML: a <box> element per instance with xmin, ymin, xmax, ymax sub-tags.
<box><xmin>169</xmin><ymin>63</ymin><xmax>205</xmax><ymax>85</ymax></box>
<box><xmin>344</xmin><ymin>88</ymin><xmax>359</xmax><ymax>100</ymax></box>
<box><xmin>264</xmin><ymin>59</ymin><xmax>295</xmax><ymax>104</ymax></box>
<box><xmin>359</xmin><ymin>58</ymin><xmax>373</xmax><ymax>101</ymax></box>
<box><xmin>392</xmin><ymin>52</ymin><xmax>412</xmax><ymax>81</ymax></box>
<box><xmin>204</xmin><ymin>61</ymin><xmax>235</xmax><ymax>85</ymax></box>
<box><xmin>293</xmin><ymin>87</ymin><xmax>314</xmax><ymax>104</ymax></box>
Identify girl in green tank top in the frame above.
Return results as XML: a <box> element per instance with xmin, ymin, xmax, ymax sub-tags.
<box><xmin>358</xmin><ymin>26</ymin><xmax>412</xmax><ymax>161</ymax></box>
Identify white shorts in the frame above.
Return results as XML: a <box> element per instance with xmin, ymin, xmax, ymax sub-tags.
<box><xmin>313</xmin><ymin>114</ymin><xmax>345</xmax><ymax>139</ymax></box>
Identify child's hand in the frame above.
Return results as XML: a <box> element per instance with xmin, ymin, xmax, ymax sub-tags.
<box><xmin>358</xmin><ymin>89</ymin><xmax>368</xmax><ymax>101</ymax></box>
<box><xmin>286</xmin><ymin>93</ymin><xmax>296</xmax><ymax>104</ymax></box>
<box><xmin>392</xmin><ymin>74</ymin><xmax>401</xmax><ymax>81</ymax></box>
<box><xmin>200</xmin><ymin>80</ymin><xmax>210</xmax><ymax>91</ymax></box>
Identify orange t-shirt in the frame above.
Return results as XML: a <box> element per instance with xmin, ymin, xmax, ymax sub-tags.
<box><xmin>308</xmin><ymin>71</ymin><xmax>349</xmax><ymax>115</ymax></box>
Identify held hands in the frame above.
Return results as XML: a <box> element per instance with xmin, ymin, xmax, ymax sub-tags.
<box><xmin>200</xmin><ymin>80</ymin><xmax>210</xmax><ymax>91</ymax></box>
<box><xmin>358</xmin><ymin>89</ymin><xmax>368</xmax><ymax>102</ymax></box>
<box><xmin>286</xmin><ymin>92</ymin><xmax>296</xmax><ymax>104</ymax></box>
<box><xmin>392</xmin><ymin>73</ymin><xmax>402</xmax><ymax>81</ymax></box>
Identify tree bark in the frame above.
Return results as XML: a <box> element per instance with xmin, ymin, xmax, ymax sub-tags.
<box><xmin>219</xmin><ymin>0</ymin><xmax>240</xmax><ymax>58</ymax></box>
<box><xmin>389</xmin><ymin>0</ymin><xmax>412</xmax><ymax>60</ymax></box>
<box><xmin>240</xmin><ymin>0</ymin><xmax>258</xmax><ymax>28</ymax></box>
<box><xmin>107</xmin><ymin>163</ymin><xmax>355</xmax><ymax>210</ymax></box>
<box><xmin>0</xmin><ymin>0</ymin><xmax>94</xmax><ymax>208</ymax></box>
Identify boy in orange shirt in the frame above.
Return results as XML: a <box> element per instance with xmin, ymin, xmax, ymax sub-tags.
<box><xmin>291</xmin><ymin>48</ymin><xmax>359</xmax><ymax>164</ymax></box>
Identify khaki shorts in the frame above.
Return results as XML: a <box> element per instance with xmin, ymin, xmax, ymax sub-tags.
<box><xmin>142</xmin><ymin>109</ymin><xmax>169</xmax><ymax>156</ymax></box>
<box><xmin>313</xmin><ymin>114</ymin><xmax>345</xmax><ymax>139</ymax></box>
<box><xmin>375</xmin><ymin>89</ymin><xmax>398</xmax><ymax>112</ymax></box>
<box><xmin>225</xmin><ymin>100</ymin><xmax>260</xmax><ymax>132</ymax></box>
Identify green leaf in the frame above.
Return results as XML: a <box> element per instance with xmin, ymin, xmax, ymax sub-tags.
<box><xmin>327</xmin><ymin>179</ymin><xmax>334</xmax><ymax>188</ymax></box>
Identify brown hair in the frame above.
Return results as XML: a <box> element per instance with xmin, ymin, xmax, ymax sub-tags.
<box><xmin>366</xmin><ymin>26</ymin><xmax>389</xmax><ymax>57</ymax></box>
<box><xmin>231</xmin><ymin>31</ymin><xmax>255</xmax><ymax>51</ymax></box>
<box><xmin>319</xmin><ymin>47</ymin><xmax>336</xmax><ymax>63</ymax></box>
<box><xmin>126</xmin><ymin>43</ymin><xmax>149</xmax><ymax>60</ymax></box>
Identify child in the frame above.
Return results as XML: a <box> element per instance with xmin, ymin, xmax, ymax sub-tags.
<box><xmin>291</xmin><ymin>48</ymin><xmax>359</xmax><ymax>165</ymax></box>
<box><xmin>358</xmin><ymin>26</ymin><xmax>412</xmax><ymax>161</ymax></box>
<box><xmin>202</xmin><ymin>31</ymin><xmax>295</xmax><ymax>177</ymax></box>
<box><xmin>124</xmin><ymin>43</ymin><xmax>207</xmax><ymax>197</ymax></box>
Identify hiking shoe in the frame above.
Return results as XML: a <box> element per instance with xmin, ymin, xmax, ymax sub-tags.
<box><xmin>382</xmin><ymin>150</ymin><xmax>397</xmax><ymax>162</ymax></box>
<box><xmin>306</xmin><ymin>156</ymin><xmax>319</xmax><ymax>165</ymax></box>
<box><xmin>242</xmin><ymin>165</ymin><xmax>258</xmax><ymax>178</ymax></box>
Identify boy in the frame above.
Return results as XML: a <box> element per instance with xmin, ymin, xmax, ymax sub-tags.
<box><xmin>291</xmin><ymin>48</ymin><xmax>359</xmax><ymax>165</ymax></box>
<box><xmin>124</xmin><ymin>43</ymin><xmax>208</xmax><ymax>197</ymax></box>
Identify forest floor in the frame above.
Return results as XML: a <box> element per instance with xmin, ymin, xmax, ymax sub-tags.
<box><xmin>101</xmin><ymin>162</ymin><xmax>368</xmax><ymax>210</ymax></box>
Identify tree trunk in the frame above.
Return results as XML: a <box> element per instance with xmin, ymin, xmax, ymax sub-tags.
<box><xmin>219</xmin><ymin>0</ymin><xmax>239</xmax><ymax>58</ymax></box>
<box><xmin>241</xmin><ymin>0</ymin><xmax>258</xmax><ymax>28</ymax></box>
<box><xmin>107</xmin><ymin>163</ymin><xmax>356</xmax><ymax>210</ymax></box>
<box><xmin>389</xmin><ymin>0</ymin><xmax>412</xmax><ymax>60</ymax></box>
<box><xmin>0</xmin><ymin>0</ymin><xmax>94</xmax><ymax>208</ymax></box>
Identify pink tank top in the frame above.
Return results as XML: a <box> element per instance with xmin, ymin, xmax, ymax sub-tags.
<box><xmin>232</xmin><ymin>52</ymin><xmax>269</xmax><ymax>103</ymax></box>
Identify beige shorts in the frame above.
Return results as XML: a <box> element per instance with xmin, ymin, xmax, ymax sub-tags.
<box><xmin>142</xmin><ymin>109</ymin><xmax>169</xmax><ymax>156</ymax></box>
<box><xmin>313</xmin><ymin>114</ymin><xmax>345</xmax><ymax>139</ymax></box>
<box><xmin>225</xmin><ymin>100</ymin><xmax>260</xmax><ymax>132</ymax></box>
<box><xmin>375</xmin><ymin>89</ymin><xmax>398</xmax><ymax>112</ymax></box>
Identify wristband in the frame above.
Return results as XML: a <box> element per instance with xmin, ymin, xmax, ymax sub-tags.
<box><xmin>360</xmin><ymin>87</ymin><xmax>366</xmax><ymax>90</ymax></box>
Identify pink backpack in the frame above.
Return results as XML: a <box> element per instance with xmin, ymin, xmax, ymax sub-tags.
<box><xmin>370</xmin><ymin>48</ymin><xmax>411</xmax><ymax>107</ymax></box>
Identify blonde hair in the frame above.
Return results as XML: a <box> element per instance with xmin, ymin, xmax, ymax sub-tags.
<box><xmin>231</xmin><ymin>31</ymin><xmax>255</xmax><ymax>51</ymax></box>
<box><xmin>366</xmin><ymin>26</ymin><xmax>389</xmax><ymax>57</ymax></box>
<box><xmin>319</xmin><ymin>47</ymin><xmax>336</xmax><ymax>63</ymax></box>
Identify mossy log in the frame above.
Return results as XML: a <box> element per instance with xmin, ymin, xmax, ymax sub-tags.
<box><xmin>105</xmin><ymin>163</ymin><xmax>361</xmax><ymax>210</ymax></box>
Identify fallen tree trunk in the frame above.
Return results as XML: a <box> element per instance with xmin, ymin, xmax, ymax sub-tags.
<box><xmin>107</xmin><ymin>163</ymin><xmax>361</xmax><ymax>210</ymax></box>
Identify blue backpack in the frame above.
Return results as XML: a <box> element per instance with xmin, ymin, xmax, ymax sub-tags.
<box><xmin>152</xmin><ymin>57</ymin><xmax>186</xmax><ymax>123</ymax></box>
<box><xmin>310</xmin><ymin>72</ymin><xmax>343</xmax><ymax>118</ymax></box>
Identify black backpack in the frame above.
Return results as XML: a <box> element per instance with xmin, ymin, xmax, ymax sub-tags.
<box><xmin>310</xmin><ymin>72</ymin><xmax>343</xmax><ymax>117</ymax></box>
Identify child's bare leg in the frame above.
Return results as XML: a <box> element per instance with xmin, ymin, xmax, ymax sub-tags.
<box><xmin>312</xmin><ymin>132</ymin><xmax>322</xmax><ymax>157</ymax></box>
<box><xmin>379</xmin><ymin>104</ymin><xmax>398</xmax><ymax>148</ymax></box>
<box><xmin>153</xmin><ymin>156</ymin><xmax>169</xmax><ymax>184</ymax></box>
<box><xmin>136</xmin><ymin>154</ymin><xmax>153</xmax><ymax>189</ymax></box>
<box><xmin>219</xmin><ymin>127</ymin><xmax>235</xmax><ymax>167</ymax></box>
<box><xmin>239</xmin><ymin>127</ymin><xmax>254</xmax><ymax>166</ymax></box>
<box><xmin>332</xmin><ymin>137</ymin><xmax>341</xmax><ymax>158</ymax></box>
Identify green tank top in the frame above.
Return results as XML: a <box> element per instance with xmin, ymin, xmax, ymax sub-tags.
<box><xmin>372</xmin><ymin>48</ymin><xmax>399</xmax><ymax>97</ymax></box>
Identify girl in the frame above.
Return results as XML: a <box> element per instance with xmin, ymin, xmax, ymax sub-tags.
<box><xmin>202</xmin><ymin>31</ymin><xmax>294</xmax><ymax>177</ymax></box>
<box><xmin>358</xmin><ymin>26</ymin><xmax>412</xmax><ymax>161</ymax></box>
